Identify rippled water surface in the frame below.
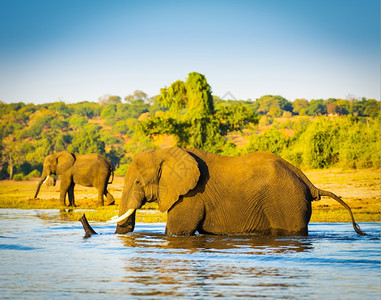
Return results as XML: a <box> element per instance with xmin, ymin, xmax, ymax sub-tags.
<box><xmin>0</xmin><ymin>209</ymin><xmax>380</xmax><ymax>299</ymax></box>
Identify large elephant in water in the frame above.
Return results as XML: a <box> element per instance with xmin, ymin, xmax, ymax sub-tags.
<box><xmin>108</xmin><ymin>147</ymin><xmax>364</xmax><ymax>236</ymax></box>
<box><xmin>34</xmin><ymin>151</ymin><xmax>115</xmax><ymax>206</ymax></box>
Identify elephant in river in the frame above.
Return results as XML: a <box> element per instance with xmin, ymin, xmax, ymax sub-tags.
<box><xmin>34</xmin><ymin>151</ymin><xmax>115</xmax><ymax>207</ymax></box>
<box><xmin>106</xmin><ymin>147</ymin><xmax>364</xmax><ymax>236</ymax></box>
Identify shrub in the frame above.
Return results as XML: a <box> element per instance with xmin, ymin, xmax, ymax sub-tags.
<box><xmin>246</xmin><ymin>129</ymin><xmax>288</xmax><ymax>155</ymax></box>
<box><xmin>13</xmin><ymin>174</ymin><xmax>24</xmax><ymax>181</ymax></box>
<box><xmin>338</xmin><ymin>118</ymin><xmax>380</xmax><ymax>168</ymax></box>
<box><xmin>27</xmin><ymin>170</ymin><xmax>41</xmax><ymax>178</ymax></box>
<box><xmin>283</xmin><ymin>117</ymin><xmax>380</xmax><ymax>169</ymax></box>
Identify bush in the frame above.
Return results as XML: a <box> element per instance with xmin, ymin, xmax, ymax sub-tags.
<box><xmin>68</xmin><ymin>123</ymin><xmax>105</xmax><ymax>155</ymax></box>
<box><xmin>283</xmin><ymin>117</ymin><xmax>380</xmax><ymax>169</ymax></box>
<box><xmin>13</xmin><ymin>170</ymin><xmax>41</xmax><ymax>181</ymax></box>
<box><xmin>221</xmin><ymin>141</ymin><xmax>240</xmax><ymax>156</ymax></box>
<box><xmin>69</xmin><ymin>116</ymin><xmax>87</xmax><ymax>130</ymax></box>
<box><xmin>246</xmin><ymin>129</ymin><xmax>288</xmax><ymax>155</ymax></box>
<box><xmin>338</xmin><ymin>118</ymin><xmax>380</xmax><ymax>168</ymax></box>
<box><xmin>243</xmin><ymin>116</ymin><xmax>380</xmax><ymax>170</ymax></box>
<box><xmin>27</xmin><ymin>170</ymin><xmax>41</xmax><ymax>178</ymax></box>
<box><xmin>13</xmin><ymin>174</ymin><xmax>24</xmax><ymax>181</ymax></box>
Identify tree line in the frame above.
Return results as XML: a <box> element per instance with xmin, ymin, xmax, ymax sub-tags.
<box><xmin>0</xmin><ymin>72</ymin><xmax>379</xmax><ymax>180</ymax></box>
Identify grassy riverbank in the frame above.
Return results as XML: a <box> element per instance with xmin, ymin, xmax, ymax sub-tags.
<box><xmin>0</xmin><ymin>168</ymin><xmax>379</xmax><ymax>223</ymax></box>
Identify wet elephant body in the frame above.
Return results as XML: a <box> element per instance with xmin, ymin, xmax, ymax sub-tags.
<box><xmin>110</xmin><ymin>147</ymin><xmax>364</xmax><ymax>236</ymax></box>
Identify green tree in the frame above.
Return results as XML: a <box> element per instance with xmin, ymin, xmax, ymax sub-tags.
<box><xmin>216</xmin><ymin>101</ymin><xmax>259</xmax><ymax>135</ymax></box>
<box><xmin>149</xmin><ymin>96</ymin><xmax>167</xmax><ymax>116</ymax></box>
<box><xmin>139</xmin><ymin>72</ymin><xmax>228</xmax><ymax>152</ymax></box>
<box><xmin>363</xmin><ymin>99</ymin><xmax>380</xmax><ymax>118</ymax></box>
<box><xmin>99</xmin><ymin>95</ymin><xmax>122</xmax><ymax>105</ymax></box>
<box><xmin>305</xmin><ymin>100</ymin><xmax>327</xmax><ymax>116</ymax></box>
<box><xmin>334</xmin><ymin>99</ymin><xmax>350</xmax><ymax>115</ymax></box>
<box><xmin>158</xmin><ymin>80</ymin><xmax>187</xmax><ymax>115</ymax></box>
<box><xmin>185</xmin><ymin>116</ymin><xmax>225</xmax><ymax>152</ymax></box>
<box><xmin>139</xmin><ymin>72</ymin><xmax>260</xmax><ymax>152</ymax></box>
<box><xmin>69</xmin><ymin>116</ymin><xmax>88</xmax><ymax>131</ymax></box>
<box><xmin>71</xmin><ymin>101</ymin><xmax>99</xmax><ymax>118</ymax></box>
<box><xmin>246</xmin><ymin>129</ymin><xmax>288</xmax><ymax>155</ymax></box>
<box><xmin>106</xmin><ymin>146</ymin><xmax>125</xmax><ymax>169</ymax></box>
<box><xmin>54</xmin><ymin>134</ymin><xmax>67</xmax><ymax>152</ymax></box>
<box><xmin>100</xmin><ymin>104</ymin><xmax>117</xmax><ymax>125</ymax></box>
<box><xmin>124</xmin><ymin>90</ymin><xmax>148</xmax><ymax>103</ymax></box>
<box><xmin>257</xmin><ymin>95</ymin><xmax>292</xmax><ymax>115</ymax></box>
<box><xmin>101</xmin><ymin>129</ymin><xmax>120</xmax><ymax>145</ymax></box>
<box><xmin>113</xmin><ymin>120</ymin><xmax>130</xmax><ymax>135</ymax></box>
<box><xmin>24</xmin><ymin>111</ymin><xmax>55</xmax><ymax>138</ymax></box>
<box><xmin>292</xmin><ymin>99</ymin><xmax>309</xmax><ymax>115</ymax></box>
<box><xmin>1</xmin><ymin>135</ymin><xmax>20</xmax><ymax>179</ymax></box>
<box><xmin>68</xmin><ymin>123</ymin><xmax>105</xmax><ymax>155</ymax></box>
<box><xmin>185</xmin><ymin>72</ymin><xmax>214</xmax><ymax>118</ymax></box>
<box><xmin>338</xmin><ymin>117</ymin><xmax>380</xmax><ymax>168</ymax></box>
<box><xmin>47</xmin><ymin>102</ymin><xmax>73</xmax><ymax>117</ymax></box>
<box><xmin>326</xmin><ymin>102</ymin><xmax>340</xmax><ymax>115</ymax></box>
<box><xmin>51</xmin><ymin>118</ymin><xmax>69</xmax><ymax>130</ymax></box>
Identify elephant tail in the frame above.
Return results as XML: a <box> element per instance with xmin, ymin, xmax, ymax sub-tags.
<box><xmin>317</xmin><ymin>189</ymin><xmax>366</xmax><ymax>236</ymax></box>
<box><xmin>105</xmin><ymin>158</ymin><xmax>114</xmax><ymax>184</ymax></box>
<box><xmin>109</xmin><ymin>169</ymin><xmax>114</xmax><ymax>184</ymax></box>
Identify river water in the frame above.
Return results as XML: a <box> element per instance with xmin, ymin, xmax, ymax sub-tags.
<box><xmin>0</xmin><ymin>209</ymin><xmax>379</xmax><ymax>299</ymax></box>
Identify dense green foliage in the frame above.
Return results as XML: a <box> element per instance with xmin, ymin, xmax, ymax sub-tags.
<box><xmin>0</xmin><ymin>72</ymin><xmax>379</xmax><ymax>180</ymax></box>
<box><xmin>245</xmin><ymin>116</ymin><xmax>380</xmax><ymax>169</ymax></box>
<box><xmin>138</xmin><ymin>72</ymin><xmax>244</xmax><ymax>152</ymax></box>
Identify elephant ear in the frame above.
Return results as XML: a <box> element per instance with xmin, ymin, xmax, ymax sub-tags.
<box><xmin>56</xmin><ymin>151</ymin><xmax>76</xmax><ymax>175</ymax></box>
<box><xmin>157</xmin><ymin>147</ymin><xmax>200</xmax><ymax>212</ymax></box>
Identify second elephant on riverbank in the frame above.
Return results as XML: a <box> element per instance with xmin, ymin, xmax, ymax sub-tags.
<box><xmin>34</xmin><ymin>151</ymin><xmax>115</xmax><ymax>206</ymax></box>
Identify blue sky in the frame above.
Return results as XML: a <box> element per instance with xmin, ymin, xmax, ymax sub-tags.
<box><xmin>0</xmin><ymin>0</ymin><xmax>379</xmax><ymax>104</ymax></box>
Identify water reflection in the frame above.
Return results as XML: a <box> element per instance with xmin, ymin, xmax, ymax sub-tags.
<box><xmin>119</xmin><ymin>255</ymin><xmax>302</xmax><ymax>298</ymax></box>
<box><xmin>117</xmin><ymin>232</ymin><xmax>314</xmax><ymax>255</ymax></box>
<box><xmin>115</xmin><ymin>233</ymin><xmax>314</xmax><ymax>297</ymax></box>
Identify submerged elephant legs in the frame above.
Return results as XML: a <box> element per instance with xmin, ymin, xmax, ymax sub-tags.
<box><xmin>165</xmin><ymin>200</ymin><xmax>205</xmax><ymax>235</ymax></box>
<box><xmin>164</xmin><ymin>193</ymin><xmax>312</xmax><ymax>236</ymax></box>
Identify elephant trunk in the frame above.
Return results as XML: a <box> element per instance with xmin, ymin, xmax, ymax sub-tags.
<box><xmin>79</xmin><ymin>214</ymin><xmax>98</xmax><ymax>238</ymax></box>
<box><xmin>34</xmin><ymin>175</ymin><xmax>50</xmax><ymax>198</ymax></box>
<box><xmin>114</xmin><ymin>210</ymin><xmax>136</xmax><ymax>234</ymax></box>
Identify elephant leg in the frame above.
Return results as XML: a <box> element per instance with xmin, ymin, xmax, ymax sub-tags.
<box><xmin>60</xmin><ymin>176</ymin><xmax>71</xmax><ymax>206</ymax></box>
<box><xmin>266</xmin><ymin>196</ymin><xmax>311</xmax><ymax>236</ymax></box>
<box><xmin>68</xmin><ymin>182</ymin><xmax>76</xmax><ymax>207</ymax></box>
<box><xmin>104</xmin><ymin>189</ymin><xmax>115</xmax><ymax>206</ymax></box>
<box><xmin>96</xmin><ymin>187</ymin><xmax>105</xmax><ymax>206</ymax></box>
<box><xmin>60</xmin><ymin>191</ymin><xmax>67</xmax><ymax>206</ymax></box>
<box><xmin>165</xmin><ymin>199</ymin><xmax>204</xmax><ymax>236</ymax></box>
<box><xmin>96</xmin><ymin>177</ymin><xmax>112</xmax><ymax>206</ymax></box>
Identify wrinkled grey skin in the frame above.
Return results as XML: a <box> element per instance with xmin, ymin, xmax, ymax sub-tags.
<box><xmin>114</xmin><ymin>147</ymin><xmax>365</xmax><ymax>236</ymax></box>
<box><xmin>34</xmin><ymin>151</ymin><xmax>115</xmax><ymax>206</ymax></box>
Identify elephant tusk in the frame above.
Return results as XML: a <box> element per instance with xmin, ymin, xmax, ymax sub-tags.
<box><xmin>107</xmin><ymin>209</ymin><xmax>136</xmax><ymax>224</ymax></box>
<box><xmin>42</xmin><ymin>175</ymin><xmax>50</xmax><ymax>184</ymax></box>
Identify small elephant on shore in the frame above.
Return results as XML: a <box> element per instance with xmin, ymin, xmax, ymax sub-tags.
<box><xmin>107</xmin><ymin>147</ymin><xmax>364</xmax><ymax>236</ymax></box>
<box><xmin>34</xmin><ymin>151</ymin><xmax>115</xmax><ymax>207</ymax></box>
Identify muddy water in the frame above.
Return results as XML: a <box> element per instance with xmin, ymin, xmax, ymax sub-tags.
<box><xmin>0</xmin><ymin>209</ymin><xmax>379</xmax><ymax>299</ymax></box>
